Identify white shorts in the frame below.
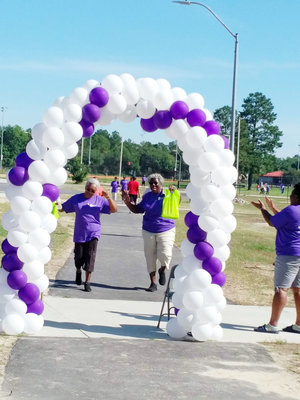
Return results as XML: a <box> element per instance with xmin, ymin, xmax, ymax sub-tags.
<box><xmin>142</xmin><ymin>228</ymin><xmax>176</xmax><ymax>274</ymax></box>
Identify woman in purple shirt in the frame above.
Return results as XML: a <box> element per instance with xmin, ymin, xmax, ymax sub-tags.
<box><xmin>251</xmin><ymin>183</ymin><xmax>300</xmax><ymax>333</ymax></box>
<box><xmin>122</xmin><ymin>173</ymin><xmax>180</xmax><ymax>292</ymax></box>
<box><xmin>61</xmin><ymin>178</ymin><xmax>117</xmax><ymax>292</ymax></box>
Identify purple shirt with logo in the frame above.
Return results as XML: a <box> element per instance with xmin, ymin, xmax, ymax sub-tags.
<box><xmin>120</xmin><ymin>179</ymin><xmax>129</xmax><ymax>191</ymax></box>
<box><xmin>137</xmin><ymin>191</ymin><xmax>175</xmax><ymax>233</ymax></box>
<box><xmin>62</xmin><ymin>193</ymin><xmax>110</xmax><ymax>243</ymax></box>
<box><xmin>111</xmin><ymin>181</ymin><xmax>119</xmax><ymax>193</ymax></box>
<box><xmin>270</xmin><ymin>205</ymin><xmax>300</xmax><ymax>256</ymax></box>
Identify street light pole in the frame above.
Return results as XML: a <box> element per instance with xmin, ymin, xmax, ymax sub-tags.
<box><xmin>298</xmin><ymin>144</ymin><xmax>300</xmax><ymax>171</ymax></box>
<box><xmin>118</xmin><ymin>137</ymin><xmax>124</xmax><ymax>185</ymax></box>
<box><xmin>1</xmin><ymin>107</ymin><xmax>7</xmax><ymax>171</ymax></box>
<box><xmin>172</xmin><ymin>1</ymin><xmax>238</xmax><ymax>153</ymax></box>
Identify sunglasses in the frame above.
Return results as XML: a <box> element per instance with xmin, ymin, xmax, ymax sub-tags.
<box><xmin>149</xmin><ymin>181</ymin><xmax>159</xmax><ymax>186</ymax></box>
<box><xmin>86</xmin><ymin>188</ymin><xmax>97</xmax><ymax>193</ymax></box>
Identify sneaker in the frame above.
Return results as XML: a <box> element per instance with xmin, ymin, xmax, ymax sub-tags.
<box><xmin>254</xmin><ymin>324</ymin><xmax>279</xmax><ymax>334</ymax></box>
<box><xmin>158</xmin><ymin>268</ymin><xmax>166</xmax><ymax>286</ymax></box>
<box><xmin>84</xmin><ymin>282</ymin><xmax>92</xmax><ymax>292</ymax></box>
<box><xmin>75</xmin><ymin>270</ymin><xmax>82</xmax><ymax>285</ymax></box>
<box><xmin>146</xmin><ymin>282</ymin><xmax>157</xmax><ymax>292</ymax></box>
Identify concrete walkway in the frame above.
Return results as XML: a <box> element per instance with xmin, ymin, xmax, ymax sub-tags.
<box><xmin>1</xmin><ymin>202</ymin><xmax>300</xmax><ymax>400</ymax></box>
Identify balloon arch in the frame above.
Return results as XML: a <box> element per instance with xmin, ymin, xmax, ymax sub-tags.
<box><xmin>0</xmin><ymin>74</ymin><xmax>237</xmax><ymax>341</ymax></box>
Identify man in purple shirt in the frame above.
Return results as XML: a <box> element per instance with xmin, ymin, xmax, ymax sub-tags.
<box><xmin>120</xmin><ymin>176</ymin><xmax>129</xmax><ymax>192</ymax></box>
<box><xmin>251</xmin><ymin>183</ymin><xmax>300</xmax><ymax>333</ymax></box>
<box><xmin>110</xmin><ymin>176</ymin><xmax>119</xmax><ymax>201</ymax></box>
<box><xmin>122</xmin><ymin>173</ymin><xmax>180</xmax><ymax>292</ymax></box>
<box><xmin>61</xmin><ymin>178</ymin><xmax>117</xmax><ymax>292</ymax></box>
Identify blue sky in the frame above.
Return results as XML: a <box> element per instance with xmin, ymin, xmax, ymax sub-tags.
<box><xmin>0</xmin><ymin>0</ymin><xmax>299</xmax><ymax>159</ymax></box>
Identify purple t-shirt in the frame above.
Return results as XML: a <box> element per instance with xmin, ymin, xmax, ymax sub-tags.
<box><xmin>270</xmin><ymin>205</ymin><xmax>300</xmax><ymax>256</ymax></box>
<box><xmin>137</xmin><ymin>191</ymin><xmax>175</xmax><ymax>233</ymax></box>
<box><xmin>62</xmin><ymin>193</ymin><xmax>110</xmax><ymax>243</ymax></box>
<box><xmin>111</xmin><ymin>181</ymin><xmax>119</xmax><ymax>193</ymax></box>
<box><xmin>120</xmin><ymin>179</ymin><xmax>128</xmax><ymax>191</ymax></box>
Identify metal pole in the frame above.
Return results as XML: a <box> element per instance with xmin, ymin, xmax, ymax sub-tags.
<box><xmin>236</xmin><ymin>118</ymin><xmax>241</xmax><ymax>190</ymax></box>
<box><xmin>172</xmin><ymin>1</ymin><xmax>238</xmax><ymax>153</ymax></box>
<box><xmin>0</xmin><ymin>107</ymin><xmax>7</xmax><ymax>171</ymax></box>
<box><xmin>80</xmin><ymin>138</ymin><xmax>84</xmax><ymax>164</ymax></box>
<box><xmin>298</xmin><ymin>144</ymin><xmax>300</xmax><ymax>171</ymax></box>
<box><xmin>174</xmin><ymin>144</ymin><xmax>178</xmax><ymax>180</ymax></box>
<box><xmin>88</xmin><ymin>136</ymin><xmax>92</xmax><ymax>166</ymax></box>
<box><xmin>118</xmin><ymin>137</ymin><xmax>123</xmax><ymax>184</ymax></box>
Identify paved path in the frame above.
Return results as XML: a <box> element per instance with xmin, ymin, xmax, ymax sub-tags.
<box><xmin>1</xmin><ymin>202</ymin><xmax>300</xmax><ymax>400</ymax></box>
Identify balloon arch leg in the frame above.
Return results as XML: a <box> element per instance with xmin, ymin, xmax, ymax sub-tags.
<box><xmin>0</xmin><ymin>74</ymin><xmax>237</xmax><ymax>341</ymax></box>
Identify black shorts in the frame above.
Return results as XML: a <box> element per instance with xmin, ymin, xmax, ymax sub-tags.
<box><xmin>74</xmin><ymin>238</ymin><xmax>98</xmax><ymax>272</ymax></box>
<box><xmin>129</xmin><ymin>194</ymin><xmax>137</xmax><ymax>204</ymax></box>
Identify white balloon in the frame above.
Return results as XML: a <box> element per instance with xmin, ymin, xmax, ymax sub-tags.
<box><xmin>186</xmin><ymin>92</ymin><xmax>205</xmax><ymax>109</ymax></box>
<box><xmin>219</xmin><ymin>214</ymin><xmax>237</xmax><ymax>233</ymax></box>
<box><xmin>203</xmin><ymin>134</ymin><xmax>225</xmax><ymax>152</ymax></box>
<box><xmin>10</xmin><ymin>196</ymin><xmax>31</xmax><ymax>216</ymax></box>
<box><xmin>173</xmin><ymin>264</ymin><xmax>187</xmax><ymax>280</ymax></box>
<box><xmin>118</xmin><ymin>105</ymin><xmax>137</xmax><ymax>123</ymax></box>
<box><xmin>202</xmin><ymin>108</ymin><xmax>213</xmax><ymax>121</ymax></box>
<box><xmin>17</xmin><ymin>243</ymin><xmax>39</xmax><ymax>262</ymax></box>
<box><xmin>106</xmin><ymin>93</ymin><xmax>127</xmax><ymax>114</ymax></box>
<box><xmin>200</xmin><ymin>185</ymin><xmax>221</xmax><ymax>203</ymax></box>
<box><xmin>211</xmin><ymin>167</ymin><xmax>232</xmax><ymax>186</ymax></box>
<box><xmin>165</xmin><ymin>119</ymin><xmax>188</xmax><ymax>140</ymax></box>
<box><xmin>121</xmin><ymin>83</ymin><xmax>139</xmax><ymax>105</ymax></box>
<box><xmin>153</xmin><ymin>89</ymin><xmax>174</xmax><ymax>110</ymax></box>
<box><xmin>96</xmin><ymin>107</ymin><xmax>116</xmax><ymax>126</ymax></box>
<box><xmin>206</xmin><ymin>229</ymin><xmax>229</xmax><ymax>248</ymax></box>
<box><xmin>185</xmin><ymin>269</ymin><xmax>212</xmax><ymax>291</ymax></box>
<box><xmin>28</xmin><ymin>160</ymin><xmax>50</xmax><ymax>182</ymax></box>
<box><xmin>136</xmin><ymin>77</ymin><xmax>159</xmax><ymax>101</ymax></box>
<box><xmin>180</xmin><ymin>238</ymin><xmax>195</xmax><ymax>257</ymax></box>
<box><xmin>198</xmin><ymin>214</ymin><xmax>219</xmax><ymax>232</ymax></box>
<box><xmin>40</xmin><ymin>213</ymin><xmax>57</xmax><ymax>233</ymax></box>
<box><xmin>63</xmin><ymin>142</ymin><xmax>79</xmax><ymax>159</ymax></box>
<box><xmin>2</xmin><ymin>211</ymin><xmax>19</xmax><ymax>231</ymax></box>
<box><xmin>44</xmin><ymin>149</ymin><xmax>66</xmax><ymax>169</ymax></box>
<box><xmin>31</xmin><ymin>122</ymin><xmax>47</xmax><ymax>144</ymax></box>
<box><xmin>171</xmin><ymin>87</ymin><xmax>187</xmax><ymax>101</ymax></box>
<box><xmin>197</xmin><ymin>152</ymin><xmax>221</xmax><ymax>172</ymax></box>
<box><xmin>221</xmin><ymin>184</ymin><xmax>236</xmax><ymax>201</ymax></box>
<box><xmin>156</xmin><ymin>78</ymin><xmax>171</xmax><ymax>91</ymax></box>
<box><xmin>185</xmin><ymin>182</ymin><xmax>201</xmax><ymax>200</ymax></box>
<box><xmin>216</xmin><ymin>296</ymin><xmax>227</xmax><ymax>311</ymax></box>
<box><xmin>43</xmin><ymin>127</ymin><xmax>64</xmax><ymax>149</ymax></box>
<box><xmin>182</xmin><ymin>254</ymin><xmax>202</xmax><ymax>275</ymax></box>
<box><xmin>219</xmin><ymin>149</ymin><xmax>235</xmax><ymax>166</ymax></box>
<box><xmin>211</xmin><ymin>325</ymin><xmax>223</xmax><ymax>340</ymax></box>
<box><xmin>22</xmin><ymin>180</ymin><xmax>43</xmax><ymax>200</ymax></box>
<box><xmin>177</xmin><ymin>308</ymin><xmax>195</xmax><ymax>330</ymax></box>
<box><xmin>18</xmin><ymin>211</ymin><xmax>41</xmax><ymax>232</ymax></box>
<box><xmin>183</xmin><ymin>290</ymin><xmax>204</xmax><ymax>311</ymax></box>
<box><xmin>43</xmin><ymin>106</ymin><xmax>64</xmax><ymax>128</ymax></box>
<box><xmin>5</xmin><ymin>298</ymin><xmax>27</xmax><ymax>315</ymax></box>
<box><xmin>32</xmin><ymin>274</ymin><xmax>49</xmax><ymax>292</ymax></box>
<box><xmin>69</xmin><ymin>87</ymin><xmax>89</xmax><ymax>106</ymax></box>
<box><xmin>210</xmin><ymin>198</ymin><xmax>234</xmax><ymax>218</ymax></box>
<box><xmin>166</xmin><ymin>318</ymin><xmax>187</xmax><ymax>339</ymax></box>
<box><xmin>31</xmin><ymin>196</ymin><xmax>53</xmax><ymax>216</ymax></box>
<box><xmin>101</xmin><ymin>74</ymin><xmax>123</xmax><ymax>94</ymax></box>
<box><xmin>213</xmin><ymin>245</ymin><xmax>230</xmax><ymax>262</ymax></box>
<box><xmin>0</xmin><ymin>283</ymin><xmax>16</xmax><ymax>304</ymax></box>
<box><xmin>120</xmin><ymin>73</ymin><xmax>136</xmax><ymax>86</ymax></box>
<box><xmin>28</xmin><ymin>228</ymin><xmax>51</xmax><ymax>249</ymax></box>
<box><xmin>47</xmin><ymin>167</ymin><xmax>68</xmax><ymax>186</ymax></box>
<box><xmin>23</xmin><ymin>313</ymin><xmax>44</xmax><ymax>334</ymax></box>
<box><xmin>0</xmin><ymin>268</ymin><xmax>9</xmax><ymax>285</ymax></box>
<box><xmin>203</xmin><ymin>284</ymin><xmax>224</xmax><ymax>306</ymax></box>
<box><xmin>2</xmin><ymin>313</ymin><xmax>25</xmax><ymax>335</ymax></box>
<box><xmin>38</xmin><ymin>246</ymin><xmax>52</xmax><ymax>264</ymax></box>
<box><xmin>182</xmin><ymin>148</ymin><xmax>202</xmax><ymax>166</ymax></box>
<box><xmin>196</xmin><ymin>305</ymin><xmax>220</xmax><ymax>325</ymax></box>
<box><xmin>186</xmin><ymin>126</ymin><xmax>207</xmax><ymax>149</ymax></box>
<box><xmin>229</xmin><ymin>166</ymin><xmax>238</xmax><ymax>184</ymax></box>
<box><xmin>63</xmin><ymin>103</ymin><xmax>82</xmax><ymax>123</ymax></box>
<box><xmin>5</xmin><ymin>183</ymin><xmax>23</xmax><ymax>201</ymax></box>
<box><xmin>135</xmin><ymin>99</ymin><xmax>156</xmax><ymax>119</ymax></box>
<box><xmin>171</xmin><ymin>291</ymin><xmax>184</xmax><ymax>309</ymax></box>
<box><xmin>7</xmin><ymin>229</ymin><xmax>28</xmax><ymax>247</ymax></box>
<box><xmin>82</xmin><ymin>79</ymin><xmax>100</xmax><ymax>91</ymax></box>
<box><xmin>191</xmin><ymin>322</ymin><xmax>212</xmax><ymax>341</ymax></box>
<box><xmin>26</xmin><ymin>139</ymin><xmax>47</xmax><ymax>160</ymax></box>
<box><xmin>23</xmin><ymin>260</ymin><xmax>44</xmax><ymax>280</ymax></box>
<box><xmin>53</xmin><ymin>96</ymin><xmax>65</xmax><ymax>107</ymax></box>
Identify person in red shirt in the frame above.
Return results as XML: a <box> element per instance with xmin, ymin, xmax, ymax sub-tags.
<box><xmin>128</xmin><ymin>176</ymin><xmax>140</xmax><ymax>205</ymax></box>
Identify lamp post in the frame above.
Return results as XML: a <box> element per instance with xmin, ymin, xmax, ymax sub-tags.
<box><xmin>118</xmin><ymin>137</ymin><xmax>124</xmax><ymax>184</ymax></box>
<box><xmin>1</xmin><ymin>106</ymin><xmax>7</xmax><ymax>171</ymax></box>
<box><xmin>172</xmin><ymin>1</ymin><xmax>238</xmax><ymax>153</ymax></box>
<box><xmin>298</xmin><ymin>144</ymin><xmax>300</xmax><ymax>171</ymax></box>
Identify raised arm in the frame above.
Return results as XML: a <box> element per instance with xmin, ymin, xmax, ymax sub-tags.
<box><xmin>265</xmin><ymin>197</ymin><xmax>280</xmax><ymax>214</ymax></box>
<box><xmin>102</xmin><ymin>190</ymin><xmax>118</xmax><ymax>213</ymax></box>
<box><xmin>251</xmin><ymin>200</ymin><xmax>273</xmax><ymax>227</ymax></box>
<box><xmin>121</xmin><ymin>191</ymin><xmax>140</xmax><ymax>213</ymax></box>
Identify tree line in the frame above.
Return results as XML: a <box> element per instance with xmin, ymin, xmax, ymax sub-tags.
<box><xmin>1</xmin><ymin>91</ymin><xmax>299</xmax><ymax>186</ymax></box>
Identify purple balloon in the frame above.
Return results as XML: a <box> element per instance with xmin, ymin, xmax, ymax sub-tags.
<box><xmin>82</xmin><ymin>103</ymin><xmax>101</xmax><ymax>124</ymax></box>
<box><xmin>203</xmin><ymin>120</ymin><xmax>221</xmax><ymax>135</ymax></box>
<box><xmin>8</xmin><ymin>166</ymin><xmax>29</xmax><ymax>186</ymax></box>
<box><xmin>194</xmin><ymin>241</ymin><xmax>213</xmax><ymax>261</ymax></box>
<box><xmin>212</xmin><ymin>271</ymin><xmax>226</xmax><ymax>287</ymax></box>
<box><xmin>1</xmin><ymin>239</ymin><xmax>17</xmax><ymax>254</ymax></box>
<box><xmin>184</xmin><ymin>211</ymin><xmax>199</xmax><ymax>228</ymax></box>
<box><xmin>15</xmin><ymin>152</ymin><xmax>33</xmax><ymax>169</ymax></box>
<box><xmin>42</xmin><ymin>184</ymin><xmax>60</xmax><ymax>202</ymax></box>
<box><xmin>18</xmin><ymin>283</ymin><xmax>40</xmax><ymax>305</ymax></box>
<box><xmin>221</xmin><ymin>135</ymin><xmax>229</xmax><ymax>149</ymax></box>
<box><xmin>153</xmin><ymin>110</ymin><xmax>173</xmax><ymax>129</ymax></box>
<box><xmin>89</xmin><ymin>87</ymin><xmax>109</xmax><ymax>108</ymax></box>
<box><xmin>79</xmin><ymin>120</ymin><xmax>95</xmax><ymax>138</ymax></box>
<box><xmin>140</xmin><ymin>117</ymin><xmax>157</xmax><ymax>133</ymax></box>
<box><xmin>7</xmin><ymin>270</ymin><xmax>27</xmax><ymax>290</ymax></box>
<box><xmin>2</xmin><ymin>253</ymin><xmax>23</xmax><ymax>272</ymax></box>
<box><xmin>27</xmin><ymin>299</ymin><xmax>44</xmax><ymax>315</ymax></box>
<box><xmin>202</xmin><ymin>257</ymin><xmax>222</xmax><ymax>276</ymax></box>
<box><xmin>186</xmin><ymin>109</ymin><xmax>206</xmax><ymax>127</ymax></box>
<box><xmin>187</xmin><ymin>225</ymin><xmax>207</xmax><ymax>244</ymax></box>
<box><xmin>170</xmin><ymin>101</ymin><xmax>189</xmax><ymax>120</ymax></box>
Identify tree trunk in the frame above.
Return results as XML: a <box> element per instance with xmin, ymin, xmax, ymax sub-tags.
<box><xmin>248</xmin><ymin>169</ymin><xmax>253</xmax><ymax>190</ymax></box>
